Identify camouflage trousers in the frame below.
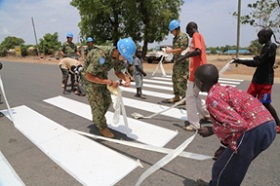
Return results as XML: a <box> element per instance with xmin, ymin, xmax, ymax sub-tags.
<box><xmin>59</xmin><ymin>65</ymin><xmax>75</xmax><ymax>84</ymax></box>
<box><xmin>85</xmin><ymin>84</ymin><xmax>112</xmax><ymax>129</ymax></box>
<box><xmin>172</xmin><ymin>59</ymin><xmax>189</xmax><ymax>97</ymax></box>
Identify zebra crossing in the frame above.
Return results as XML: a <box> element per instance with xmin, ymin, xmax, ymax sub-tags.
<box><xmin>0</xmin><ymin>75</ymin><xmax>244</xmax><ymax>186</ymax></box>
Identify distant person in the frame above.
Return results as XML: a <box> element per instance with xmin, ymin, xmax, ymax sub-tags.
<box><xmin>164</xmin><ymin>20</ymin><xmax>189</xmax><ymax>103</ymax></box>
<box><xmin>133</xmin><ymin>49</ymin><xmax>146</xmax><ymax>99</ymax></box>
<box><xmin>60</xmin><ymin>32</ymin><xmax>80</xmax><ymax>59</ymax></box>
<box><xmin>233</xmin><ymin>28</ymin><xmax>280</xmax><ymax>133</ymax></box>
<box><xmin>84</xmin><ymin>37</ymin><xmax>95</xmax><ymax>58</ymax></box>
<box><xmin>59</xmin><ymin>57</ymin><xmax>82</xmax><ymax>94</ymax></box>
<box><xmin>177</xmin><ymin>21</ymin><xmax>209</xmax><ymax>131</ymax></box>
<box><xmin>195</xmin><ymin>64</ymin><xmax>276</xmax><ymax>186</ymax></box>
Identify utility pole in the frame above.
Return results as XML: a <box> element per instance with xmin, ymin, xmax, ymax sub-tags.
<box><xmin>31</xmin><ymin>17</ymin><xmax>40</xmax><ymax>56</ymax></box>
<box><xmin>236</xmin><ymin>0</ymin><xmax>241</xmax><ymax>66</ymax></box>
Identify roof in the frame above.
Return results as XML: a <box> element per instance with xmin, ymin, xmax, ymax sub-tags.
<box><xmin>224</xmin><ymin>49</ymin><xmax>250</xmax><ymax>54</ymax></box>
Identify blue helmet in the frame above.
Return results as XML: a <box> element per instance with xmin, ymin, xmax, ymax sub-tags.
<box><xmin>66</xmin><ymin>32</ymin><xmax>73</xmax><ymax>38</ymax></box>
<box><xmin>117</xmin><ymin>38</ymin><xmax>136</xmax><ymax>64</ymax></box>
<box><xmin>87</xmin><ymin>37</ymin><xmax>93</xmax><ymax>42</ymax></box>
<box><xmin>169</xmin><ymin>20</ymin><xmax>180</xmax><ymax>31</ymax></box>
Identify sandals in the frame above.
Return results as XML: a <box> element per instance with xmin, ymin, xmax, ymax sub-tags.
<box><xmin>277</xmin><ymin>126</ymin><xmax>280</xmax><ymax>134</ymax></box>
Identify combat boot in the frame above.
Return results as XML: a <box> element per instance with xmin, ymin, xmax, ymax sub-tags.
<box><xmin>139</xmin><ymin>88</ymin><xmax>146</xmax><ymax>99</ymax></box>
<box><xmin>99</xmin><ymin>127</ymin><xmax>115</xmax><ymax>138</ymax></box>
<box><xmin>167</xmin><ymin>95</ymin><xmax>180</xmax><ymax>103</ymax></box>
<box><xmin>135</xmin><ymin>88</ymin><xmax>140</xmax><ymax>97</ymax></box>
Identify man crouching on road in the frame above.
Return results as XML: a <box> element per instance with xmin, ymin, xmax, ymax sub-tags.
<box><xmin>83</xmin><ymin>38</ymin><xmax>136</xmax><ymax>138</ymax></box>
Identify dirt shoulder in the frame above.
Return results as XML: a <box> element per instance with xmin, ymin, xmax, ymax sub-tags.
<box><xmin>1</xmin><ymin>55</ymin><xmax>280</xmax><ymax>83</ymax></box>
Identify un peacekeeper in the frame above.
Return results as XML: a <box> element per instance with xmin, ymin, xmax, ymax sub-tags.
<box><xmin>84</xmin><ymin>37</ymin><xmax>95</xmax><ymax>58</ymax></box>
<box><xmin>165</xmin><ymin>20</ymin><xmax>189</xmax><ymax>103</ymax></box>
<box><xmin>83</xmin><ymin>38</ymin><xmax>136</xmax><ymax>138</ymax></box>
<box><xmin>60</xmin><ymin>32</ymin><xmax>80</xmax><ymax>58</ymax></box>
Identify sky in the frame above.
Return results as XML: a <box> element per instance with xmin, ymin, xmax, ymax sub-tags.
<box><xmin>0</xmin><ymin>0</ymin><xmax>259</xmax><ymax>48</ymax></box>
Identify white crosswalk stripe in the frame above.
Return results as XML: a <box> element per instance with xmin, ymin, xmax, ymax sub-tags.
<box><xmin>0</xmin><ymin>74</ymin><xmax>243</xmax><ymax>186</ymax></box>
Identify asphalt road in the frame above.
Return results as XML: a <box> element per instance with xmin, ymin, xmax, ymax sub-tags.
<box><xmin>0</xmin><ymin>61</ymin><xmax>279</xmax><ymax>186</ymax></box>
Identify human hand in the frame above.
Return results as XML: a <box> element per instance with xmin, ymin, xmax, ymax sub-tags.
<box><xmin>143</xmin><ymin>72</ymin><xmax>147</xmax><ymax>76</ymax></box>
<box><xmin>198</xmin><ymin>126</ymin><xmax>214</xmax><ymax>137</ymax></box>
<box><xmin>110</xmin><ymin>81</ymin><xmax>119</xmax><ymax>89</ymax></box>
<box><xmin>164</xmin><ymin>47</ymin><xmax>172</xmax><ymax>54</ymax></box>
<box><xmin>232</xmin><ymin>58</ymin><xmax>242</xmax><ymax>64</ymax></box>
<box><xmin>122</xmin><ymin>78</ymin><xmax>130</xmax><ymax>87</ymax></box>
<box><xmin>213</xmin><ymin>145</ymin><xmax>227</xmax><ymax>160</ymax></box>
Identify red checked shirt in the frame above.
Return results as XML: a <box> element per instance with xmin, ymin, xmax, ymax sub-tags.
<box><xmin>206</xmin><ymin>83</ymin><xmax>274</xmax><ymax>152</ymax></box>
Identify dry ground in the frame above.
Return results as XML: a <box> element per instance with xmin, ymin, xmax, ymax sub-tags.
<box><xmin>1</xmin><ymin>54</ymin><xmax>280</xmax><ymax>83</ymax></box>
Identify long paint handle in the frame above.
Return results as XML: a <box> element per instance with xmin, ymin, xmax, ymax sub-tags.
<box><xmin>0</xmin><ymin>74</ymin><xmax>14</xmax><ymax>122</ymax></box>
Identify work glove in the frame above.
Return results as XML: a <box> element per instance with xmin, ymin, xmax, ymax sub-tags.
<box><xmin>198</xmin><ymin>126</ymin><xmax>214</xmax><ymax>137</ymax></box>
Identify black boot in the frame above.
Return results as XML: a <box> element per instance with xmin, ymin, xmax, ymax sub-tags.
<box><xmin>135</xmin><ymin>88</ymin><xmax>140</xmax><ymax>97</ymax></box>
<box><xmin>139</xmin><ymin>88</ymin><xmax>146</xmax><ymax>99</ymax></box>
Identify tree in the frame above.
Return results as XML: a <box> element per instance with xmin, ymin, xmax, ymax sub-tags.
<box><xmin>39</xmin><ymin>32</ymin><xmax>61</xmax><ymax>55</ymax></box>
<box><xmin>248</xmin><ymin>39</ymin><xmax>262</xmax><ymax>55</ymax></box>
<box><xmin>236</xmin><ymin>0</ymin><xmax>280</xmax><ymax>33</ymax></box>
<box><xmin>137</xmin><ymin>0</ymin><xmax>183</xmax><ymax>56</ymax></box>
<box><xmin>70</xmin><ymin>0</ymin><xmax>182</xmax><ymax>56</ymax></box>
<box><xmin>0</xmin><ymin>36</ymin><xmax>25</xmax><ymax>57</ymax></box>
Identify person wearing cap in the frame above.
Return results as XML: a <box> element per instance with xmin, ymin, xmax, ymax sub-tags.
<box><xmin>60</xmin><ymin>32</ymin><xmax>80</xmax><ymax>58</ymax></box>
<box><xmin>83</xmin><ymin>38</ymin><xmax>136</xmax><ymax>138</ymax></box>
<box><xmin>84</xmin><ymin>37</ymin><xmax>95</xmax><ymax>58</ymax></box>
<box><xmin>164</xmin><ymin>20</ymin><xmax>189</xmax><ymax>103</ymax></box>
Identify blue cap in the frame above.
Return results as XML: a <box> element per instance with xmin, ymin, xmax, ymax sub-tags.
<box><xmin>117</xmin><ymin>38</ymin><xmax>136</xmax><ymax>64</ymax></box>
<box><xmin>87</xmin><ymin>37</ymin><xmax>93</xmax><ymax>42</ymax></box>
<box><xmin>169</xmin><ymin>20</ymin><xmax>180</xmax><ymax>31</ymax></box>
<box><xmin>66</xmin><ymin>32</ymin><xmax>73</xmax><ymax>38</ymax></box>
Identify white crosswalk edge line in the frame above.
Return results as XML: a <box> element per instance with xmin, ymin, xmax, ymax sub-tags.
<box><xmin>2</xmin><ymin>106</ymin><xmax>140</xmax><ymax>186</ymax></box>
<box><xmin>44</xmin><ymin>96</ymin><xmax>178</xmax><ymax>147</ymax></box>
<box><xmin>0</xmin><ymin>151</ymin><xmax>25</xmax><ymax>186</ymax></box>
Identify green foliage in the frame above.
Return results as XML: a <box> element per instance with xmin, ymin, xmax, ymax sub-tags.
<box><xmin>39</xmin><ymin>32</ymin><xmax>61</xmax><ymax>55</ymax></box>
<box><xmin>70</xmin><ymin>0</ymin><xmax>183</xmax><ymax>55</ymax></box>
<box><xmin>0</xmin><ymin>36</ymin><xmax>25</xmax><ymax>49</ymax></box>
<box><xmin>235</xmin><ymin>0</ymin><xmax>280</xmax><ymax>33</ymax></box>
<box><xmin>0</xmin><ymin>36</ymin><xmax>25</xmax><ymax>57</ymax></box>
<box><xmin>248</xmin><ymin>39</ymin><xmax>262</xmax><ymax>55</ymax></box>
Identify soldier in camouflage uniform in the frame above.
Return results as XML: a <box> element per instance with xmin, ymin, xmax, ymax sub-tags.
<box><xmin>165</xmin><ymin>20</ymin><xmax>189</xmax><ymax>103</ymax></box>
<box><xmin>83</xmin><ymin>38</ymin><xmax>136</xmax><ymax>138</ymax></box>
<box><xmin>60</xmin><ymin>32</ymin><xmax>80</xmax><ymax>58</ymax></box>
<box><xmin>84</xmin><ymin>37</ymin><xmax>95</xmax><ymax>58</ymax></box>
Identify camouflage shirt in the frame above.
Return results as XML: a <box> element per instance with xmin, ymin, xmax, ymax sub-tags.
<box><xmin>60</xmin><ymin>42</ymin><xmax>77</xmax><ymax>58</ymax></box>
<box><xmin>84</xmin><ymin>46</ymin><xmax>97</xmax><ymax>56</ymax></box>
<box><xmin>173</xmin><ymin>32</ymin><xmax>189</xmax><ymax>61</ymax></box>
<box><xmin>83</xmin><ymin>47</ymin><xmax>125</xmax><ymax>87</ymax></box>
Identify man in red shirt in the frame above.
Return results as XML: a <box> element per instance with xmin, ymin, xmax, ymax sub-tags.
<box><xmin>177</xmin><ymin>21</ymin><xmax>209</xmax><ymax>131</ymax></box>
<box><xmin>195</xmin><ymin>64</ymin><xmax>276</xmax><ymax>186</ymax></box>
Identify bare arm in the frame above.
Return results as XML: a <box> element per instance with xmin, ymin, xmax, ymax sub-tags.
<box><xmin>177</xmin><ymin>48</ymin><xmax>201</xmax><ymax>62</ymax></box>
